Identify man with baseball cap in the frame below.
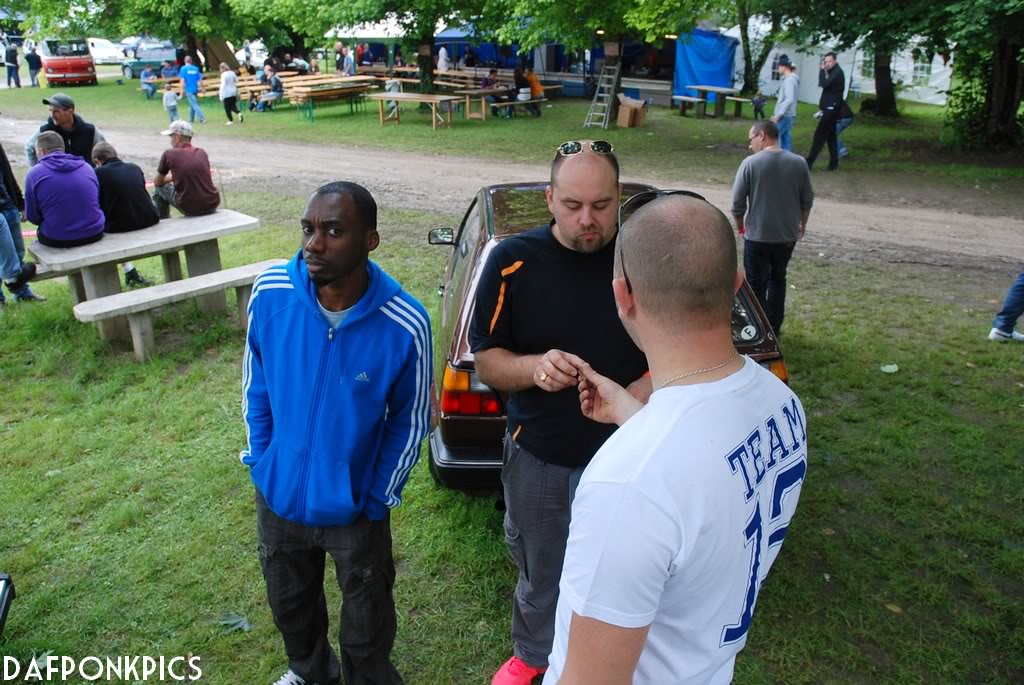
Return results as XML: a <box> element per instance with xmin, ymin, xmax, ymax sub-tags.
<box><xmin>771</xmin><ymin>55</ymin><xmax>799</xmax><ymax>152</ymax></box>
<box><xmin>152</xmin><ymin>120</ymin><xmax>220</xmax><ymax>219</ymax></box>
<box><xmin>24</xmin><ymin>94</ymin><xmax>106</xmax><ymax>167</ymax></box>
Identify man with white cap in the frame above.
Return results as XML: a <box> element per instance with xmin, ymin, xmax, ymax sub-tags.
<box><xmin>152</xmin><ymin>120</ymin><xmax>220</xmax><ymax>219</ymax></box>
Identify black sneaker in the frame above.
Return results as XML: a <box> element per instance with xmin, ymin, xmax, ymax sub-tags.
<box><xmin>125</xmin><ymin>268</ymin><xmax>153</xmax><ymax>288</ymax></box>
<box><xmin>6</xmin><ymin>261</ymin><xmax>37</xmax><ymax>293</ymax></box>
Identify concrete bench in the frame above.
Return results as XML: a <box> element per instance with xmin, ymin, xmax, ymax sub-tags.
<box><xmin>726</xmin><ymin>95</ymin><xmax>752</xmax><ymax>117</ymax></box>
<box><xmin>672</xmin><ymin>95</ymin><xmax>706</xmax><ymax>117</ymax></box>
<box><xmin>73</xmin><ymin>259</ymin><xmax>286</xmax><ymax>361</ymax></box>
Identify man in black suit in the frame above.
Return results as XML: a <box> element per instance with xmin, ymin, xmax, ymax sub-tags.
<box><xmin>805</xmin><ymin>51</ymin><xmax>845</xmax><ymax>171</ymax></box>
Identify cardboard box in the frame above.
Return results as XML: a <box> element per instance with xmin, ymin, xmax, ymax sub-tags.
<box><xmin>616</xmin><ymin>105</ymin><xmax>636</xmax><ymax>128</ymax></box>
<box><xmin>616</xmin><ymin>93</ymin><xmax>648</xmax><ymax>128</ymax></box>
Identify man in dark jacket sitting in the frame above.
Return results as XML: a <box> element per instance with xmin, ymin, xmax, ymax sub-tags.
<box><xmin>24</xmin><ymin>93</ymin><xmax>106</xmax><ymax>167</ymax></box>
<box><xmin>92</xmin><ymin>141</ymin><xmax>159</xmax><ymax>287</ymax></box>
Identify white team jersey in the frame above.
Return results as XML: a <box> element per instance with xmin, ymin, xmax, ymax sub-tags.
<box><xmin>545</xmin><ymin>357</ymin><xmax>807</xmax><ymax>685</ymax></box>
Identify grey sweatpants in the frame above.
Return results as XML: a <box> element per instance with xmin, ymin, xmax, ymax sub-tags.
<box><xmin>501</xmin><ymin>434</ymin><xmax>585</xmax><ymax>667</ymax></box>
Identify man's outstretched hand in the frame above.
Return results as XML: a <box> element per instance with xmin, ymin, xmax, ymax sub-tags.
<box><xmin>578</xmin><ymin>364</ymin><xmax>644</xmax><ymax>427</ymax></box>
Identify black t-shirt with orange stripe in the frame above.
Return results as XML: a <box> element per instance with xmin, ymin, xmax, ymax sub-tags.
<box><xmin>470</xmin><ymin>223</ymin><xmax>648</xmax><ymax>468</ymax></box>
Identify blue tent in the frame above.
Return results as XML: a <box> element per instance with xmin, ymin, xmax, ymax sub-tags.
<box><xmin>435</xmin><ymin>25</ymin><xmax>521</xmax><ymax>69</ymax></box>
<box><xmin>673</xmin><ymin>29</ymin><xmax>738</xmax><ymax>102</ymax></box>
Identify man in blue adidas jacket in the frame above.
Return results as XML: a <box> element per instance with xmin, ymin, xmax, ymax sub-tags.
<box><xmin>241</xmin><ymin>181</ymin><xmax>431</xmax><ymax>685</ymax></box>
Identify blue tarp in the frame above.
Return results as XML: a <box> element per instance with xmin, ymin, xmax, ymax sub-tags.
<box><xmin>435</xmin><ymin>25</ymin><xmax>521</xmax><ymax>69</ymax></box>
<box><xmin>673</xmin><ymin>29</ymin><xmax>737</xmax><ymax>102</ymax></box>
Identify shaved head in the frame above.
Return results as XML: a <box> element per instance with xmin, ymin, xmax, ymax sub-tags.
<box><xmin>617</xmin><ymin>195</ymin><xmax>737</xmax><ymax>330</ymax></box>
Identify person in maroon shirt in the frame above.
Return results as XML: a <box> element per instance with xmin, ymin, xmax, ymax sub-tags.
<box><xmin>151</xmin><ymin>120</ymin><xmax>220</xmax><ymax>219</ymax></box>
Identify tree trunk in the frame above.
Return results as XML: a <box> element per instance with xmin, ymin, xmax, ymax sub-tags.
<box><xmin>416</xmin><ymin>35</ymin><xmax>435</xmax><ymax>95</ymax></box>
<box><xmin>736</xmin><ymin>0</ymin><xmax>755</xmax><ymax>93</ymax></box>
<box><xmin>286</xmin><ymin>29</ymin><xmax>306</xmax><ymax>57</ymax></box>
<box><xmin>750</xmin><ymin>13</ymin><xmax>782</xmax><ymax>93</ymax></box>
<box><xmin>872</xmin><ymin>51</ymin><xmax>899</xmax><ymax>116</ymax></box>
<box><xmin>985</xmin><ymin>37</ymin><xmax>1023</xmax><ymax>146</ymax></box>
<box><xmin>185</xmin><ymin>34</ymin><xmax>201</xmax><ymax>69</ymax></box>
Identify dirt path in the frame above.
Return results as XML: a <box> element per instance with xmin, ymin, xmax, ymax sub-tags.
<box><xmin>2</xmin><ymin>117</ymin><xmax>1019</xmax><ymax>272</ymax></box>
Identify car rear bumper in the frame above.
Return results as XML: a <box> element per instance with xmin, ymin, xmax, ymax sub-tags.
<box><xmin>429</xmin><ymin>429</ymin><xmax>501</xmax><ymax>491</ymax></box>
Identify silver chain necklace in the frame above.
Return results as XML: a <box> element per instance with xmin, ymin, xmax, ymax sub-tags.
<box><xmin>656</xmin><ymin>352</ymin><xmax>740</xmax><ymax>390</ymax></box>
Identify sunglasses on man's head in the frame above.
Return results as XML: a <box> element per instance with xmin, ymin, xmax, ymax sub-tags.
<box><xmin>556</xmin><ymin>140</ymin><xmax>615</xmax><ymax>157</ymax></box>
<box><xmin>616</xmin><ymin>189</ymin><xmax>710</xmax><ymax>293</ymax></box>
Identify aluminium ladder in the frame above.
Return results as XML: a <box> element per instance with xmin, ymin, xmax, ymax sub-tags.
<box><xmin>583</xmin><ymin>63</ymin><xmax>621</xmax><ymax>129</ymax></box>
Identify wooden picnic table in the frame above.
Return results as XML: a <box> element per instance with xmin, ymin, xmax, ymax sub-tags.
<box><xmin>28</xmin><ymin>210</ymin><xmax>261</xmax><ymax>341</ymax></box>
<box><xmin>454</xmin><ymin>87</ymin><xmax>512</xmax><ymax>121</ymax></box>
<box><xmin>366</xmin><ymin>92</ymin><xmax>463</xmax><ymax>130</ymax></box>
<box><xmin>689</xmin><ymin>85</ymin><xmax>740</xmax><ymax>118</ymax></box>
<box><xmin>290</xmin><ymin>83</ymin><xmax>375</xmax><ymax>120</ymax></box>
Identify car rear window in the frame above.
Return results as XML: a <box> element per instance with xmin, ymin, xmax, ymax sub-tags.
<box><xmin>44</xmin><ymin>40</ymin><xmax>89</xmax><ymax>57</ymax></box>
<box><xmin>488</xmin><ymin>184</ymin><xmax>652</xmax><ymax>237</ymax></box>
<box><xmin>487</xmin><ymin>184</ymin><xmax>767</xmax><ymax>345</ymax></box>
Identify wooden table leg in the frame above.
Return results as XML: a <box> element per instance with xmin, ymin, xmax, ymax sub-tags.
<box><xmin>67</xmin><ymin>272</ymin><xmax>87</xmax><ymax>305</ymax></box>
<box><xmin>482</xmin><ymin>96</ymin><xmax>487</xmax><ymax>121</ymax></box>
<box><xmin>378</xmin><ymin>99</ymin><xmax>384</xmax><ymax>125</ymax></box>
<box><xmin>184</xmin><ymin>239</ymin><xmax>226</xmax><ymax>313</ymax></box>
<box><xmin>128</xmin><ymin>312</ymin><xmax>155</xmax><ymax>362</ymax></box>
<box><xmin>81</xmin><ymin>263</ymin><xmax>129</xmax><ymax>340</ymax></box>
<box><xmin>431</xmin><ymin>103</ymin><xmax>437</xmax><ymax>130</ymax></box>
<box><xmin>464</xmin><ymin>95</ymin><xmax>471</xmax><ymax>120</ymax></box>
<box><xmin>161</xmin><ymin>252</ymin><xmax>183</xmax><ymax>282</ymax></box>
<box><xmin>715</xmin><ymin>96</ymin><xmax>726</xmax><ymax>118</ymax></box>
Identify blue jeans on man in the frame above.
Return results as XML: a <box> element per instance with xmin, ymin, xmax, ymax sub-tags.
<box><xmin>776</xmin><ymin>115</ymin><xmax>795</xmax><ymax>152</ymax></box>
<box><xmin>836</xmin><ymin>116</ymin><xmax>854</xmax><ymax>158</ymax></box>
<box><xmin>992</xmin><ymin>271</ymin><xmax>1024</xmax><ymax>337</ymax></box>
<box><xmin>28</xmin><ymin>69</ymin><xmax>39</xmax><ymax>87</ymax></box>
<box><xmin>185</xmin><ymin>91</ymin><xmax>205</xmax><ymax>123</ymax></box>
<box><xmin>142</xmin><ymin>82</ymin><xmax>156</xmax><ymax>99</ymax></box>
<box><xmin>0</xmin><ymin>207</ymin><xmax>40</xmax><ymax>303</ymax></box>
<box><xmin>6</xmin><ymin>65</ymin><xmax>20</xmax><ymax>88</ymax></box>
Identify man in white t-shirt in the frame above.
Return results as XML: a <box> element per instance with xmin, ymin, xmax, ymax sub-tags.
<box><xmin>545</xmin><ymin>192</ymin><xmax>808</xmax><ymax>685</ymax></box>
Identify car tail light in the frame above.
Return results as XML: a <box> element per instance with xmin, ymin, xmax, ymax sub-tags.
<box><xmin>763</xmin><ymin>359</ymin><xmax>789</xmax><ymax>385</ymax></box>
<box><xmin>441</xmin><ymin>366</ymin><xmax>502</xmax><ymax>416</ymax></box>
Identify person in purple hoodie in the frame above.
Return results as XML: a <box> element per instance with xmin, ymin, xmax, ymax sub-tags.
<box><xmin>25</xmin><ymin>131</ymin><xmax>105</xmax><ymax>248</ymax></box>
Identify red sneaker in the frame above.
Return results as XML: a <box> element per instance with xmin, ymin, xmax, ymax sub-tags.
<box><xmin>491</xmin><ymin>656</ymin><xmax>547</xmax><ymax>685</ymax></box>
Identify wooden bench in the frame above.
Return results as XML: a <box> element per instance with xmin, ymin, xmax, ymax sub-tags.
<box><xmin>727</xmin><ymin>95</ymin><xmax>752</xmax><ymax>118</ymax></box>
<box><xmin>73</xmin><ymin>259</ymin><xmax>286</xmax><ymax>361</ymax></box>
<box><xmin>492</xmin><ymin>98</ymin><xmax>548</xmax><ymax>118</ymax></box>
<box><xmin>672</xmin><ymin>95</ymin><xmax>706</xmax><ymax>117</ymax></box>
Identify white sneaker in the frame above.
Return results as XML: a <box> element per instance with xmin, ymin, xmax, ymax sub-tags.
<box><xmin>272</xmin><ymin>669</ymin><xmax>305</xmax><ymax>685</ymax></box>
<box><xmin>226</xmin><ymin>121</ymin><xmax>233</xmax><ymax>126</ymax></box>
<box><xmin>988</xmin><ymin>327</ymin><xmax>1024</xmax><ymax>341</ymax></box>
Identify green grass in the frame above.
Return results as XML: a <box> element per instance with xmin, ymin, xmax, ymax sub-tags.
<box><xmin>2</xmin><ymin>77</ymin><xmax>1020</xmax><ymax>191</ymax></box>
<box><xmin>1</xmin><ymin>186</ymin><xmax>1022</xmax><ymax>683</ymax></box>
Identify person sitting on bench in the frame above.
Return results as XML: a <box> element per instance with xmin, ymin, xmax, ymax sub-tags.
<box><xmin>25</xmin><ymin>131</ymin><xmax>105</xmax><ymax>249</ymax></box>
<box><xmin>93</xmin><ymin>141</ymin><xmax>159</xmax><ymax>287</ymax></box>
<box><xmin>152</xmin><ymin>121</ymin><xmax>220</xmax><ymax>219</ymax></box>
<box><xmin>525</xmin><ymin>66</ymin><xmax>544</xmax><ymax>117</ymax></box>
<box><xmin>255</xmin><ymin>65</ymin><xmax>284</xmax><ymax>112</ymax></box>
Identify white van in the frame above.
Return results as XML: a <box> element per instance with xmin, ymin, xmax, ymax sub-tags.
<box><xmin>88</xmin><ymin>37</ymin><xmax>125</xmax><ymax>64</ymax></box>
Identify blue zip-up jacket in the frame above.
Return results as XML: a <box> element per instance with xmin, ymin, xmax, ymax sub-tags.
<box><xmin>241</xmin><ymin>250</ymin><xmax>432</xmax><ymax>527</ymax></box>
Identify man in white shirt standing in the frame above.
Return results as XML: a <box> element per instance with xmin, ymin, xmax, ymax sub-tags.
<box><xmin>545</xmin><ymin>192</ymin><xmax>808</xmax><ymax>685</ymax></box>
<box><xmin>771</xmin><ymin>54</ymin><xmax>799</xmax><ymax>151</ymax></box>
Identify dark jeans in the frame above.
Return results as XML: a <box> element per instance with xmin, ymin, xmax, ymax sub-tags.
<box><xmin>256</xmin><ymin>490</ymin><xmax>403</xmax><ymax>685</ymax></box>
<box><xmin>6</xmin><ymin>65</ymin><xmax>20</xmax><ymax>88</ymax></box>
<box><xmin>806</xmin><ymin>106</ymin><xmax>841</xmax><ymax>169</ymax></box>
<box><xmin>223</xmin><ymin>95</ymin><xmax>240</xmax><ymax>121</ymax></box>
<box><xmin>502</xmin><ymin>435</ymin><xmax>584</xmax><ymax>667</ymax></box>
<box><xmin>744</xmin><ymin>239</ymin><xmax>797</xmax><ymax>333</ymax></box>
<box><xmin>993</xmin><ymin>271</ymin><xmax>1024</xmax><ymax>333</ymax></box>
<box><xmin>36</xmin><ymin>231</ymin><xmax>104</xmax><ymax>248</ymax></box>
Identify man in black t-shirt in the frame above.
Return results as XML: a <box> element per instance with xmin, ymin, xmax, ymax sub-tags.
<box><xmin>470</xmin><ymin>141</ymin><xmax>650</xmax><ymax>685</ymax></box>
